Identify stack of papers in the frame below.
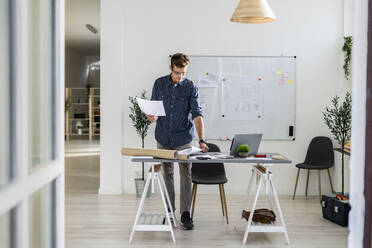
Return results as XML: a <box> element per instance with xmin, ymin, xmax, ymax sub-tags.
<box><xmin>247</xmin><ymin>157</ymin><xmax>271</xmax><ymax>160</ymax></box>
<box><xmin>214</xmin><ymin>154</ymin><xmax>234</xmax><ymax>159</ymax></box>
<box><xmin>178</xmin><ymin>146</ymin><xmax>202</xmax><ymax>155</ymax></box>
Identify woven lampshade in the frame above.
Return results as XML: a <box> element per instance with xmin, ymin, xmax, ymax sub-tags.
<box><xmin>230</xmin><ymin>0</ymin><xmax>276</xmax><ymax>24</ymax></box>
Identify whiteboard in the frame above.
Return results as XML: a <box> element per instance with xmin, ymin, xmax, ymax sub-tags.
<box><xmin>186</xmin><ymin>56</ymin><xmax>296</xmax><ymax>140</ymax></box>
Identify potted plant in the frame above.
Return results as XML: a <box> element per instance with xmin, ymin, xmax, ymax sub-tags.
<box><xmin>323</xmin><ymin>92</ymin><xmax>351</xmax><ymax>196</ymax></box>
<box><xmin>129</xmin><ymin>90</ymin><xmax>151</xmax><ymax>198</ymax></box>
<box><xmin>76</xmin><ymin>120</ymin><xmax>84</xmax><ymax>135</ymax></box>
<box><xmin>237</xmin><ymin>144</ymin><xmax>250</xmax><ymax>157</ymax></box>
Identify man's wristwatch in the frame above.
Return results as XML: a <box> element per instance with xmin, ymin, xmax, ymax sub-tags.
<box><xmin>199</xmin><ymin>139</ymin><xmax>207</xmax><ymax>144</ymax></box>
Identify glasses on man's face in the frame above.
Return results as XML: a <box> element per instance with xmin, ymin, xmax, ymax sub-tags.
<box><xmin>172</xmin><ymin>70</ymin><xmax>186</xmax><ymax>76</ymax></box>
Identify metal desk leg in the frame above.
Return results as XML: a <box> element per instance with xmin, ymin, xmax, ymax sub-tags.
<box><xmin>129</xmin><ymin>166</ymin><xmax>176</xmax><ymax>244</ymax></box>
<box><xmin>235</xmin><ymin>168</ymin><xmax>256</xmax><ymax>229</ymax></box>
<box><xmin>156</xmin><ymin>173</ymin><xmax>176</xmax><ymax>244</ymax></box>
<box><xmin>159</xmin><ymin>171</ymin><xmax>177</xmax><ymax>228</ymax></box>
<box><xmin>265</xmin><ymin>167</ymin><xmax>274</xmax><ymax>211</ymax></box>
<box><xmin>129</xmin><ymin>174</ymin><xmax>151</xmax><ymax>244</ymax></box>
<box><xmin>242</xmin><ymin>174</ymin><xmax>263</xmax><ymax>245</ymax></box>
<box><xmin>269</xmin><ymin>175</ymin><xmax>290</xmax><ymax>245</ymax></box>
<box><xmin>240</xmin><ymin>166</ymin><xmax>290</xmax><ymax>246</ymax></box>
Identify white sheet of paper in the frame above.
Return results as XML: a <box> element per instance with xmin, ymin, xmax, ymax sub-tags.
<box><xmin>136</xmin><ymin>98</ymin><xmax>166</xmax><ymax>116</ymax></box>
<box><xmin>132</xmin><ymin>156</ymin><xmax>153</xmax><ymax>159</ymax></box>
<box><xmin>195</xmin><ymin>154</ymin><xmax>216</xmax><ymax>159</ymax></box>
<box><xmin>246</xmin><ymin>157</ymin><xmax>272</xmax><ymax>160</ymax></box>
<box><xmin>178</xmin><ymin>146</ymin><xmax>202</xmax><ymax>155</ymax></box>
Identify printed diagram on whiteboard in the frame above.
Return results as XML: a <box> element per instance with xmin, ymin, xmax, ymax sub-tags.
<box><xmin>221</xmin><ymin>75</ymin><xmax>263</xmax><ymax>120</ymax></box>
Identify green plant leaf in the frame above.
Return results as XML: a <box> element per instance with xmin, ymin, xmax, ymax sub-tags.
<box><xmin>342</xmin><ymin>36</ymin><xmax>353</xmax><ymax>80</ymax></box>
<box><xmin>323</xmin><ymin>92</ymin><xmax>351</xmax><ymax>148</ymax></box>
<box><xmin>237</xmin><ymin>144</ymin><xmax>250</xmax><ymax>152</ymax></box>
<box><xmin>128</xmin><ymin>90</ymin><xmax>151</xmax><ymax>144</ymax></box>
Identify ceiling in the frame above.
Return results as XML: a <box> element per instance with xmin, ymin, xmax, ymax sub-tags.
<box><xmin>65</xmin><ymin>0</ymin><xmax>100</xmax><ymax>54</ymax></box>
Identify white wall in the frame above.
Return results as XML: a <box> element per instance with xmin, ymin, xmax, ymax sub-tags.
<box><xmin>99</xmin><ymin>0</ymin><xmax>123</xmax><ymax>194</ymax></box>
<box><xmin>101</xmin><ymin>0</ymin><xmax>351</xmax><ymax>195</ymax></box>
<box><xmin>65</xmin><ymin>46</ymin><xmax>100</xmax><ymax>88</ymax></box>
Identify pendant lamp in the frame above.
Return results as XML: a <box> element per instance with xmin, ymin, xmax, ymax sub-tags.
<box><xmin>230</xmin><ymin>0</ymin><xmax>276</xmax><ymax>24</ymax></box>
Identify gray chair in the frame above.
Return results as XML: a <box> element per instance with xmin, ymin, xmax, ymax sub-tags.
<box><xmin>293</xmin><ymin>136</ymin><xmax>335</xmax><ymax>202</ymax></box>
<box><xmin>191</xmin><ymin>143</ymin><xmax>229</xmax><ymax>224</ymax></box>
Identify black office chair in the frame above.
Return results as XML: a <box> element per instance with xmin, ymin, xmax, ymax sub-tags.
<box><xmin>293</xmin><ymin>136</ymin><xmax>335</xmax><ymax>202</ymax></box>
<box><xmin>191</xmin><ymin>143</ymin><xmax>229</xmax><ymax>224</ymax></box>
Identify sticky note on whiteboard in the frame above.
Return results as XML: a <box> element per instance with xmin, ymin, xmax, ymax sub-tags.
<box><xmin>275</xmin><ymin>69</ymin><xmax>281</xmax><ymax>75</ymax></box>
<box><xmin>288</xmin><ymin>79</ymin><xmax>294</xmax><ymax>85</ymax></box>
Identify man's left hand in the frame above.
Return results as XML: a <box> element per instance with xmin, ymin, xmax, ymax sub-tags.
<box><xmin>199</xmin><ymin>142</ymin><xmax>209</xmax><ymax>153</ymax></box>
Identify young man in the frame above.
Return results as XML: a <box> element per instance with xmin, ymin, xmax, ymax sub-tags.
<box><xmin>147</xmin><ymin>53</ymin><xmax>208</xmax><ymax>230</ymax></box>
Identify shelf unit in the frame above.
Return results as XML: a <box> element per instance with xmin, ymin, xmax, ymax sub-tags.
<box><xmin>65</xmin><ymin>87</ymin><xmax>100</xmax><ymax>140</ymax></box>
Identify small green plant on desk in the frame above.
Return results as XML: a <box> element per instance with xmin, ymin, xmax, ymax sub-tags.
<box><xmin>237</xmin><ymin>144</ymin><xmax>250</xmax><ymax>157</ymax></box>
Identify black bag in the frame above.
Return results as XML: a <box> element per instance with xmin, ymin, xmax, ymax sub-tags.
<box><xmin>321</xmin><ymin>195</ymin><xmax>350</xmax><ymax>227</ymax></box>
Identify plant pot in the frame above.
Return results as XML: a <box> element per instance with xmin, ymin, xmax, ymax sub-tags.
<box><xmin>238</xmin><ymin>152</ymin><xmax>249</xmax><ymax>157</ymax></box>
<box><xmin>77</xmin><ymin>128</ymin><xmax>82</xmax><ymax>135</ymax></box>
<box><xmin>134</xmin><ymin>178</ymin><xmax>151</xmax><ymax>198</ymax></box>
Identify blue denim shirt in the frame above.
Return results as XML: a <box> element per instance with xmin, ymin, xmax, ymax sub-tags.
<box><xmin>151</xmin><ymin>74</ymin><xmax>203</xmax><ymax>148</ymax></box>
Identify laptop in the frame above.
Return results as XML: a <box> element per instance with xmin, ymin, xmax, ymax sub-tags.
<box><xmin>229</xmin><ymin>133</ymin><xmax>263</xmax><ymax>157</ymax></box>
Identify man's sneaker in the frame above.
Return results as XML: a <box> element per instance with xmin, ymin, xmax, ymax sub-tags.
<box><xmin>180</xmin><ymin>211</ymin><xmax>194</xmax><ymax>230</ymax></box>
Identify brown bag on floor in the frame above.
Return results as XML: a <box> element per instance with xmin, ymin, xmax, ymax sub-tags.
<box><xmin>242</xmin><ymin>208</ymin><xmax>276</xmax><ymax>224</ymax></box>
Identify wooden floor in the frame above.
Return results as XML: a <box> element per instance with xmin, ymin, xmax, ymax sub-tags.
<box><xmin>65</xmin><ymin>141</ymin><xmax>348</xmax><ymax>248</ymax></box>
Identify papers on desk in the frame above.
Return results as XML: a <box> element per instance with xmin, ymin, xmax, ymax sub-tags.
<box><xmin>246</xmin><ymin>157</ymin><xmax>272</xmax><ymax>160</ymax></box>
<box><xmin>178</xmin><ymin>146</ymin><xmax>202</xmax><ymax>155</ymax></box>
<box><xmin>214</xmin><ymin>154</ymin><xmax>234</xmax><ymax>159</ymax></box>
<box><xmin>194</xmin><ymin>154</ymin><xmax>216</xmax><ymax>160</ymax></box>
<box><xmin>136</xmin><ymin>98</ymin><xmax>166</xmax><ymax>116</ymax></box>
<box><xmin>131</xmin><ymin>156</ymin><xmax>153</xmax><ymax>159</ymax></box>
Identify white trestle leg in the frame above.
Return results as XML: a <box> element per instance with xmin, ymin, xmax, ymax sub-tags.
<box><xmin>240</xmin><ymin>165</ymin><xmax>290</xmax><ymax>245</ymax></box>
<box><xmin>129</xmin><ymin>163</ymin><xmax>176</xmax><ymax>244</ymax></box>
<box><xmin>235</xmin><ymin>168</ymin><xmax>256</xmax><ymax>230</ymax></box>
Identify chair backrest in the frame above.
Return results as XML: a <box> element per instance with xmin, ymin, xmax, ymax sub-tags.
<box><xmin>191</xmin><ymin>143</ymin><xmax>226</xmax><ymax>179</ymax></box>
<box><xmin>304</xmin><ymin>136</ymin><xmax>334</xmax><ymax>167</ymax></box>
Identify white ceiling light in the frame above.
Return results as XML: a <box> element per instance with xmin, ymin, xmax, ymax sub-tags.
<box><xmin>85</xmin><ymin>24</ymin><xmax>98</xmax><ymax>34</ymax></box>
<box><xmin>230</xmin><ymin>0</ymin><xmax>276</xmax><ymax>24</ymax></box>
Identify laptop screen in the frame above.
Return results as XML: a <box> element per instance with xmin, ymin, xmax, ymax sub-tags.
<box><xmin>229</xmin><ymin>134</ymin><xmax>263</xmax><ymax>156</ymax></box>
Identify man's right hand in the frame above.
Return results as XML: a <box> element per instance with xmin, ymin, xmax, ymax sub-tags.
<box><xmin>146</xmin><ymin>114</ymin><xmax>158</xmax><ymax>122</ymax></box>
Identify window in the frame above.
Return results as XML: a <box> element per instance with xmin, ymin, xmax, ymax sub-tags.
<box><xmin>0</xmin><ymin>210</ymin><xmax>14</xmax><ymax>248</ymax></box>
<box><xmin>29</xmin><ymin>181</ymin><xmax>56</xmax><ymax>248</ymax></box>
<box><xmin>28</xmin><ymin>0</ymin><xmax>54</xmax><ymax>171</ymax></box>
<box><xmin>0</xmin><ymin>0</ymin><xmax>11</xmax><ymax>190</ymax></box>
<box><xmin>0</xmin><ymin>0</ymin><xmax>63</xmax><ymax>247</ymax></box>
